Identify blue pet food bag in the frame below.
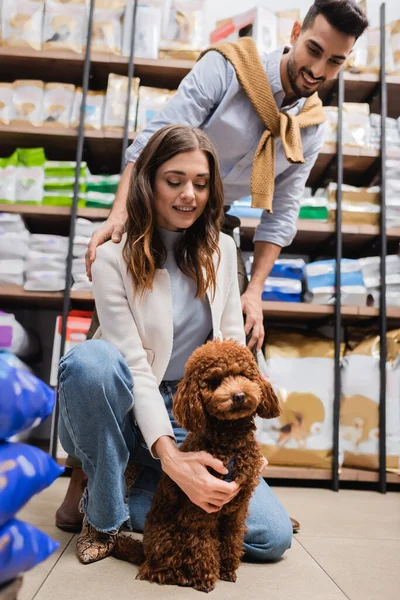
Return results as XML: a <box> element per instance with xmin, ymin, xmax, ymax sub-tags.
<box><xmin>0</xmin><ymin>519</ymin><xmax>59</xmax><ymax>585</ymax></box>
<box><xmin>0</xmin><ymin>355</ymin><xmax>55</xmax><ymax>439</ymax></box>
<box><xmin>0</xmin><ymin>442</ymin><xmax>64</xmax><ymax>527</ymax></box>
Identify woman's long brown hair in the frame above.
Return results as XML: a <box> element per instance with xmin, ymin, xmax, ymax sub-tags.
<box><xmin>123</xmin><ymin>125</ymin><xmax>225</xmax><ymax>299</ymax></box>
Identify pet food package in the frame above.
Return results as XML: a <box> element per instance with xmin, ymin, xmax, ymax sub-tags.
<box><xmin>136</xmin><ymin>86</ymin><xmax>173</xmax><ymax>132</ymax></box>
<box><xmin>91</xmin><ymin>0</ymin><xmax>126</xmax><ymax>55</ymax></box>
<box><xmin>359</xmin><ymin>255</ymin><xmax>400</xmax><ymax>308</ymax></box>
<box><xmin>0</xmin><ymin>354</ymin><xmax>55</xmax><ymax>439</ymax></box>
<box><xmin>70</xmin><ymin>89</ymin><xmax>105</xmax><ymax>130</ymax></box>
<box><xmin>0</xmin><ymin>83</ymin><xmax>12</xmax><ymax>125</ymax></box>
<box><xmin>15</xmin><ymin>167</ymin><xmax>44</xmax><ymax>204</ymax></box>
<box><xmin>1</xmin><ymin>0</ymin><xmax>44</xmax><ymax>51</ymax></box>
<box><xmin>28</xmin><ymin>233</ymin><xmax>69</xmax><ymax>256</ymax></box>
<box><xmin>0</xmin><ymin>230</ymin><xmax>29</xmax><ymax>260</ymax></box>
<box><xmin>160</xmin><ymin>0</ymin><xmax>205</xmax><ymax>58</ymax></box>
<box><xmin>42</xmin><ymin>83</ymin><xmax>75</xmax><ymax>128</ymax></box>
<box><xmin>0</xmin><ymin>166</ymin><xmax>16</xmax><ymax>203</ymax></box>
<box><xmin>0</xmin><ymin>519</ymin><xmax>59</xmax><ymax>585</ymax></box>
<box><xmin>0</xmin><ymin>260</ymin><xmax>25</xmax><ymax>286</ymax></box>
<box><xmin>276</xmin><ymin>10</ymin><xmax>299</xmax><ymax>47</ymax></box>
<box><xmin>305</xmin><ymin>259</ymin><xmax>367</xmax><ymax>306</ymax></box>
<box><xmin>103</xmin><ymin>73</ymin><xmax>140</xmax><ymax>132</ymax></box>
<box><xmin>122</xmin><ymin>2</ymin><xmax>162</xmax><ymax>59</ymax></box>
<box><xmin>75</xmin><ymin>216</ymin><xmax>106</xmax><ymax>237</ymax></box>
<box><xmin>328</xmin><ymin>184</ymin><xmax>381</xmax><ymax>226</ymax></box>
<box><xmin>323</xmin><ymin>104</ymin><xmax>371</xmax><ymax>149</ymax></box>
<box><xmin>367</xmin><ymin>26</ymin><xmax>394</xmax><ymax>73</ymax></box>
<box><xmin>0</xmin><ymin>442</ymin><xmax>64</xmax><ymax>527</ymax></box>
<box><xmin>49</xmin><ymin>313</ymin><xmax>92</xmax><ymax>386</ymax></box>
<box><xmin>341</xmin><ymin>330</ymin><xmax>400</xmax><ymax>473</ymax></box>
<box><xmin>0</xmin><ymin>311</ymin><xmax>37</xmax><ymax>357</ymax></box>
<box><xmin>346</xmin><ymin>31</ymin><xmax>368</xmax><ymax>73</ymax></box>
<box><xmin>43</xmin><ymin>0</ymin><xmax>87</xmax><ymax>53</ymax></box>
<box><xmin>72</xmin><ymin>257</ymin><xmax>91</xmax><ymax>290</ymax></box>
<box><xmin>257</xmin><ymin>332</ymin><xmax>340</xmax><ymax>469</ymax></box>
<box><xmin>10</xmin><ymin>80</ymin><xmax>44</xmax><ymax>127</ymax></box>
<box><xmin>392</xmin><ymin>20</ymin><xmax>400</xmax><ymax>73</ymax></box>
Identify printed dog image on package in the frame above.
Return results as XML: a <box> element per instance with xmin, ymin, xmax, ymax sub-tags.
<box><xmin>91</xmin><ymin>0</ymin><xmax>126</xmax><ymax>55</ymax></box>
<box><xmin>103</xmin><ymin>73</ymin><xmax>140</xmax><ymax>132</ymax></box>
<box><xmin>1</xmin><ymin>0</ymin><xmax>44</xmax><ymax>51</ymax></box>
<box><xmin>341</xmin><ymin>330</ymin><xmax>400</xmax><ymax>473</ymax></box>
<box><xmin>257</xmin><ymin>332</ymin><xmax>341</xmax><ymax>469</ymax></box>
<box><xmin>42</xmin><ymin>83</ymin><xmax>75</xmax><ymax>128</ymax></box>
<box><xmin>43</xmin><ymin>0</ymin><xmax>87</xmax><ymax>53</ymax></box>
<box><xmin>11</xmin><ymin>80</ymin><xmax>44</xmax><ymax>127</ymax></box>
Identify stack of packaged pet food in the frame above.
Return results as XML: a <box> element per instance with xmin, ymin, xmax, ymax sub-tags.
<box><xmin>298</xmin><ymin>188</ymin><xmax>329</xmax><ymax>222</ymax></box>
<box><xmin>0</xmin><ymin>213</ymin><xmax>29</xmax><ymax>286</ymax></box>
<box><xmin>0</xmin><ymin>352</ymin><xmax>63</xmax><ymax>592</ymax></box>
<box><xmin>257</xmin><ymin>332</ymin><xmax>339</xmax><ymax>469</ymax></box>
<box><xmin>122</xmin><ymin>0</ymin><xmax>164</xmax><ymax>59</ymax></box>
<box><xmin>1</xmin><ymin>0</ymin><xmax>45</xmax><ymax>51</ymax></box>
<box><xmin>304</xmin><ymin>259</ymin><xmax>367</xmax><ymax>306</ymax></box>
<box><xmin>323</xmin><ymin>104</ymin><xmax>371</xmax><ymax>149</ymax></box>
<box><xmin>370</xmin><ymin>114</ymin><xmax>400</xmax><ymax>152</ymax></box>
<box><xmin>340</xmin><ymin>330</ymin><xmax>400</xmax><ymax>474</ymax></box>
<box><xmin>0</xmin><ymin>149</ymin><xmax>45</xmax><ymax>206</ymax></box>
<box><xmin>327</xmin><ymin>184</ymin><xmax>381</xmax><ymax>226</ymax></box>
<box><xmin>42</xmin><ymin>0</ymin><xmax>87</xmax><ymax>53</ymax></box>
<box><xmin>159</xmin><ymin>0</ymin><xmax>205</xmax><ymax>60</ymax></box>
<box><xmin>227</xmin><ymin>197</ymin><xmax>263</xmax><ymax>220</ymax></box>
<box><xmin>359</xmin><ymin>255</ymin><xmax>400</xmax><ymax>308</ymax></box>
<box><xmin>25</xmin><ymin>234</ymin><xmax>69</xmax><ymax>292</ymax></box>
<box><xmin>43</xmin><ymin>160</ymin><xmax>87</xmax><ymax>207</ymax></box>
<box><xmin>72</xmin><ymin>218</ymin><xmax>106</xmax><ymax>291</ymax></box>
<box><xmin>246</xmin><ymin>255</ymin><xmax>305</xmax><ymax>303</ymax></box>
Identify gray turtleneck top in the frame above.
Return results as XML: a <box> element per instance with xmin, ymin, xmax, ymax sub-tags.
<box><xmin>159</xmin><ymin>227</ymin><xmax>213</xmax><ymax>381</ymax></box>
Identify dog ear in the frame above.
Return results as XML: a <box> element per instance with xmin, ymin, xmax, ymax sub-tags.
<box><xmin>256</xmin><ymin>374</ymin><xmax>281</xmax><ymax>419</ymax></box>
<box><xmin>173</xmin><ymin>376</ymin><xmax>207</xmax><ymax>432</ymax></box>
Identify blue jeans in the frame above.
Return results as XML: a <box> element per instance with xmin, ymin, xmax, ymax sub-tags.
<box><xmin>58</xmin><ymin>339</ymin><xmax>292</xmax><ymax>561</ymax></box>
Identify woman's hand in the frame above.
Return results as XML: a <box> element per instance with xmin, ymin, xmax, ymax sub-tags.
<box><xmin>159</xmin><ymin>445</ymin><xmax>240</xmax><ymax>514</ymax></box>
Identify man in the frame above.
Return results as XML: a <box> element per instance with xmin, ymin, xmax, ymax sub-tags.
<box><xmin>56</xmin><ymin>0</ymin><xmax>368</xmax><ymax>535</ymax></box>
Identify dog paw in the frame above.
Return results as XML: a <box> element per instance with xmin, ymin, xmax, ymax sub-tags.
<box><xmin>219</xmin><ymin>569</ymin><xmax>237</xmax><ymax>583</ymax></box>
<box><xmin>191</xmin><ymin>579</ymin><xmax>216</xmax><ymax>593</ymax></box>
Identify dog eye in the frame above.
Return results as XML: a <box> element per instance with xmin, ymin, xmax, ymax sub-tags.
<box><xmin>207</xmin><ymin>378</ymin><xmax>221</xmax><ymax>390</ymax></box>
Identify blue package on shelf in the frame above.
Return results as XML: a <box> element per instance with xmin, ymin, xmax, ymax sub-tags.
<box><xmin>0</xmin><ymin>519</ymin><xmax>59</xmax><ymax>585</ymax></box>
<box><xmin>305</xmin><ymin>259</ymin><xmax>367</xmax><ymax>305</ymax></box>
<box><xmin>0</xmin><ymin>442</ymin><xmax>64</xmax><ymax>528</ymax></box>
<box><xmin>0</xmin><ymin>355</ymin><xmax>55</xmax><ymax>440</ymax></box>
<box><xmin>227</xmin><ymin>205</ymin><xmax>263</xmax><ymax>219</ymax></box>
<box><xmin>261</xmin><ymin>278</ymin><xmax>302</xmax><ymax>303</ymax></box>
<box><xmin>269</xmin><ymin>259</ymin><xmax>306</xmax><ymax>281</ymax></box>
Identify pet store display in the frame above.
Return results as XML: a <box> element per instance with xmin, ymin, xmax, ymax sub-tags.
<box><xmin>304</xmin><ymin>259</ymin><xmax>367</xmax><ymax>306</ymax></box>
<box><xmin>341</xmin><ymin>330</ymin><xmax>400</xmax><ymax>473</ymax></box>
<box><xmin>258</xmin><ymin>332</ymin><xmax>340</xmax><ymax>470</ymax></box>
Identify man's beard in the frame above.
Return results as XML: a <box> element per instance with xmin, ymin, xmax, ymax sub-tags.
<box><xmin>286</xmin><ymin>55</ymin><xmax>325</xmax><ymax>99</ymax></box>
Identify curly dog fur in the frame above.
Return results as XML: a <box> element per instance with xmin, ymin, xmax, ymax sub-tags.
<box><xmin>113</xmin><ymin>339</ymin><xmax>281</xmax><ymax>592</ymax></box>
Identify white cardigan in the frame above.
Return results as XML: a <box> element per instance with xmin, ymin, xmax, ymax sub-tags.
<box><xmin>91</xmin><ymin>232</ymin><xmax>245</xmax><ymax>455</ymax></box>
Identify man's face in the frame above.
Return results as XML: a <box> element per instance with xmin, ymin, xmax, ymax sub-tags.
<box><xmin>286</xmin><ymin>14</ymin><xmax>356</xmax><ymax>98</ymax></box>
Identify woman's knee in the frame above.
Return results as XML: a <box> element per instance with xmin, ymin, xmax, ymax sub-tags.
<box><xmin>58</xmin><ymin>340</ymin><xmax>133</xmax><ymax>409</ymax></box>
<box><xmin>244</xmin><ymin>516</ymin><xmax>292</xmax><ymax>562</ymax></box>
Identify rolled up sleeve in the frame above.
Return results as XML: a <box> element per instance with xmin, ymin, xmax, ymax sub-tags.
<box><xmin>253</xmin><ymin>122</ymin><xmax>326</xmax><ymax>247</ymax></box>
<box><xmin>125</xmin><ymin>51</ymin><xmax>229</xmax><ymax>164</ymax></box>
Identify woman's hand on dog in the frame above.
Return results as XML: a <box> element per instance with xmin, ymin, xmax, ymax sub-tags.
<box><xmin>159</xmin><ymin>444</ymin><xmax>240</xmax><ymax>513</ymax></box>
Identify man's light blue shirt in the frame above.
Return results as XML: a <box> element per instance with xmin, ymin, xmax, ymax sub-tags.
<box><xmin>126</xmin><ymin>47</ymin><xmax>326</xmax><ymax>248</ymax></box>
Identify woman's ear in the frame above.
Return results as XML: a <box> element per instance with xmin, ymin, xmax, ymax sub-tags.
<box><xmin>173</xmin><ymin>376</ymin><xmax>206</xmax><ymax>432</ymax></box>
<box><xmin>256</xmin><ymin>374</ymin><xmax>281</xmax><ymax>419</ymax></box>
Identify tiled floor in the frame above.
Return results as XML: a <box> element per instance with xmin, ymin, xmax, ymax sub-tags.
<box><xmin>16</xmin><ymin>478</ymin><xmax>400</xmax><ymax>600</ymax></box>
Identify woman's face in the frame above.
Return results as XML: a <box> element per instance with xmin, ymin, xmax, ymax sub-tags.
<box><xmin>153</xmin><ymin>150</ymin><xmax>210</xmax><ymax>231</ymax></box>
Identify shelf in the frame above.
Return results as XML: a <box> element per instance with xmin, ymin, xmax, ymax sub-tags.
<box><xmin>0</xmin><ymin>47</ymin><xmax>193</xmax><ymax>89</ymax></box>
<box><xmin>262</xmin><ymin>302</ymin><xmax>400</xmax><ymax>321</ymax></box>
<box><xmin>262</xmin><ymin>465</ymin><xmax>400</xmax><ymax>484</ymax></box>
<box><xmin>240</xmin><ymin>217</ymin><xmax>400</xmax><ymax>253</ymax></box>
<box><xmin>0</xmin><ymin>203</ymin><xmax>110</xmax><ymax>221</ymax></box>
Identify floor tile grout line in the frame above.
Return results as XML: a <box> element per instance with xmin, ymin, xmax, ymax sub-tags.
<box><xmin>294</xmin><ymin>537</ymin><xmax>351</xmax><ymax>600</ymax></box>
<box><xmin>297</xmin><ymin>535</ymin><xmax>400</xmax><ymax>542</ymax></box>
<box><xmin>31</xmin><ymin>534</ymin><xmax>76</xmax><ymax>600</ymax></box>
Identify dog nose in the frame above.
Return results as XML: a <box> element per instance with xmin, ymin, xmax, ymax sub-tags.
<box><xmin>233</xmin><ymin>393</ymin><xmax>245</xmax><ymax>404</ymax></box>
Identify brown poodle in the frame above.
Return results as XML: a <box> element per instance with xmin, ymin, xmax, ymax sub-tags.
<box><xmin>113</xmin><ymin>338</ymin><xmax>281</xmax><ymax>593</ymax></box>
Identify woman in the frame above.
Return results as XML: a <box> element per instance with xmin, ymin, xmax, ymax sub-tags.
<box><xmin>58</xmin><ymin>125</ymin><xmax>292</xmax><ymax>565</ymax></box>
